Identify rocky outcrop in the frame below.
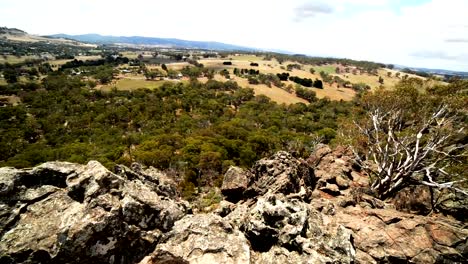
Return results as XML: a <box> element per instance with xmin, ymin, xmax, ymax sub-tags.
<box><xmin>1</xmin><ymin>148</ymin><xmax>467</xmax><ymax>263</ymax></box>
<box><xmin>311</xmin><ymin>198</ymin><xmax>468</xmax><ymax>263</ymax></box>
<box><xmin>140</xmin><ymin>214</ymin><xmax>250</xmax><ymax>264</ymax></box>
<box><xmin>241</xmin><ymin>193</ymin><xmax>355</xmax><ymax>263</ymax></box>
<box><xmin>308</xmin><ymin>144</ymin><xmax>368</xmax><ymax>197</ymax></box>
<box><xmin>141</xmin><ymin>152</ymin><xmax>354</xmax><ymax>264</ymax></box>
<box><xmin>224</xmin><ymin>151</ymin><xmax>314</xmax><ymax>202</ymax></box>
<box><xmin>221</xmin><ymin>166</ymin><xmax>250</xmax><ymax>203</ymax></box>
<box><xmin>0</xmin><ymin>161</ymin><xmax>187</xmax><ymax>264</ymax></box>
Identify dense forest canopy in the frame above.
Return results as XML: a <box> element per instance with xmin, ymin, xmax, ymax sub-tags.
<box><xmin>0</xmin><ymin>73</ymin><xmax>351</xmax><ymax>197</ymax></box>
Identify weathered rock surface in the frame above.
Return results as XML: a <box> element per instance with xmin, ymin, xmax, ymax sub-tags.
<box><xmin>1</xmin><ymin>148</ymin><xmax>467</xmax><ymax>264</ymax></box>
<box><xmin>140</xmin><ymin>214</ymin><xmax>250</xmax><ymax>264</ymax></box>
<box><xmin>308</xmin><ymin>144</ymin><xmax>366</xmax><ymax>197</ymax></box>
<box><xmin>311</xmin><ymin>198</ymin><xmax>468</xmax><ymax>263</ymax></box>
<box><xmin>243</xmin><ymin>151</ymin><xmax>314</xmax><ymax>200</ymax></box>
<box><xmin>221</xmin><ymin>166</ymin><xmax>250</xmax><ymax>203</ymax></box>
<box><xmin>0</xmin><ymin>161</ymin><xmax>187</xmax><ymax>264</ymax></box>
<box><xmin>241</xmin><ymin>193</ymin><xmax>355</xmax><ymax>263</ymax></box>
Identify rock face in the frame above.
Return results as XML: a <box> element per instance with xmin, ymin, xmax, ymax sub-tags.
<box><xmin>0</xmin><ymin>161</ymin><xmax>187</xmax><ymax>264</ymax></box>
<box><xmin>308</xmin><ymin>144</ymin><xmax>367</xmax><ymax>197</ymax></box>
<box><xmin>241</xmin><ymin>194</ymin><xmax>355</xmax><ymax>263</ymax></box>
<box><xmin>221</xmin><ymin>166</ymin><xmax>250</xmax><ymax>203</ymax></box>
<box><xmin>141</xmin><ymin>214</ymin><xmax>251</xmax><ymax>264</ymax></box>
<box><xmin>221</xmin><ymin>151</ymin><xmax>315</xmax><ymax>203</ymax></box>
<box><xmin>242</xmin><ymin>151</ymin><xmax>314</xmax><ymax>200</ymax></box>
<box><xmin>1</xmin><ymin>148</ymin><xmax>467</xmax><ymax>264</ymax></box>
<box><xmin>311</xmin><ymin>198</ymin><xmax>468</xmax><ymax>263</ymax></box>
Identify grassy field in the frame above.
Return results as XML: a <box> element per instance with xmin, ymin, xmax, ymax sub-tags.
<box><xmin>312</xmin><ymin>65</ymin><xmax>336</xmax><ymax>74</ymax></box>
<box><xmin>198</xmin><ymin>57</ymin><xmax>357</xmax><ymax>101</ymax></box>
<box><xmin>227</xmin><ymin>54</ymin><xmax>264</xmax><ymax>61</ymax></box>
<box><xmin>0</xmin><ymin>55</ymin><xmax>41</xmax><ymax>64</ymax></box>
<box><xmin>119</xmin><ymin>51</ymin><xmax>140</xmax><ymax>59</ymax></box>
<box><xmin>98</xmin><ymin>54</ymin><xmax>436</xmax><ymax>104</ymax></box>
<box><xmin>99</xmin><ymin>78</ymin><xmax>172</xmax><ymax>91</ymax></box>
<box><xmin>2</xmin><ymin>34</ymin><xmax>96</xmax><ymax>47</ymax></box>
<box><xmin>227</xmin><ymin>76</ymin><xmax>308</xmax><ymax>105</ymax></box>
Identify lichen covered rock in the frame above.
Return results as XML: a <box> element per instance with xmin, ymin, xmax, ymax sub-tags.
<box><xmin>0</xmin><ymin>161</ymin><xmax>187</xmax><ymax>263</ymax></box>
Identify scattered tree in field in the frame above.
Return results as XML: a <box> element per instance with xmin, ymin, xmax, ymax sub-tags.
<box><xmin>223</xmin><ymin>61</ymin><xmax>232</xmax><ymax>65</ymax></box>
<box><xmin>387</xmin><ymin>72</ymin><xmax>392</xmax><ymax>78</ymax></box>
<box><xmin>250</xmin><ymin>62</ymin><xmax>259</xmax><ymax>67</ymax></box>
<box><xmin>276</xmin><ymin>72</ymin><xmax>290</xmax><ymax>81</ymax></box>
<box><xmin>144</xmin><ymin>69</ymin><xmax>163</xmax><ymax>80</ymax></box>
<box><xmin>3</xmin><ymin>67</ymin><xmax>18</xmax><ymax>83</ymax></box>
<box><xmin>287</xmin><ymin>63</ymin><xmax>302</xmax><ymax>71</ymax></box>
<box><xmin>203</xmin><ymin>68</ymin><xmax>215</xmax><ymax>79</ymax></box>
<box><xmin>313</xmin><ymin>79</ymin><xmax>323</xmax><ymax>89</ymax></box>
<box><xmin>161</xmin><ymin>64</ymin><xmax>168</xmax><ymax>72</ymax></box>
<box><xmin>220</xmin><ymin>69</ymin><xmax>230</xmax><ymax>79</ymax></box>
<box><xmin>309</xmin><ymin>68</ymin><xmax>316</xmax><ymax>74</ymax></box>
<box><xmin>295</xmin><ymin>86</ymin><xmax>317</xmax><ymax>102</ymax></box>
<box><xmin>378</xmin><ymin>76</ymin><xmax>384</xmax><ymax>84</ymax></box>
<box><xmin>94</xmin><ymin>66</ymin><xmax>114</xmax><ymax>84</ymax></box>
<box><xmin>289</xmin><ymin>76</ymin><xmax>313</xmax><ymax>87</ymax></box>
<box><xmin>181</xmin><ymin>66</ymin><xmax>202</xmax><ymax>79</ymax></box>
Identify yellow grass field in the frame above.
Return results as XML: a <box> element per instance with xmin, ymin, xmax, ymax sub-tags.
<box><xmin>0</xmin><ymin>55</ymin><xmax>41</xmax><ymax>64</ymax></box>
<box><xmin>98</xmin><ymin>54</ymin><xmax>436</xmax><ymax>104</ymax></box>
<box><xmin>99</xmin><ymin>78</ymin><xmax>172</xmax><ymax>91</ymax></box>
<box><xmin>222</xmin><ymin>75</ymin><xmax>308</xmax><ymax>105</ymax></box>
<box><xmin>198</xmin><ymin>58</ymin><xmax>357</xmax><ymax>101</ymax></box>
<box><xmin>2</xmin><ymin>34</ymin><xmax>96</xmax><ymax>47</ymax></box>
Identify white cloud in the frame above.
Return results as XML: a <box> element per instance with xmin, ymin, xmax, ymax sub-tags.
<box><xmin>0</xmin><ymin>0</ymin><xmax>467</xmax><ymax>71</ymax></box>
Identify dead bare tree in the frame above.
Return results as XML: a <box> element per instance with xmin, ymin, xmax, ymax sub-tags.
<box><xmin>348</xmin><ymin>84</ymin><xmax>467</xmax><ymax>199</ymax></box>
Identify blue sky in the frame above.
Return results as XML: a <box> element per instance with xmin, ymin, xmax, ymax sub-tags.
<box><xmin>0</xmin><ymin>0</ymin><xmax>467</xmax><ymax>71</ymax></box>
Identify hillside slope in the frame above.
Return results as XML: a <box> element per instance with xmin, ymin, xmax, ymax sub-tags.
<box><xmin>48</xmin><ymin>33</ymin><xmax>257</xmax><ymax>51</ymax></box>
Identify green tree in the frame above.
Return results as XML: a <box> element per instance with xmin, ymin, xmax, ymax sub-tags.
<box><xmin>3</xmin><ymin>68</ymin><xmax>18</xmax><ymax>83</ymax></box>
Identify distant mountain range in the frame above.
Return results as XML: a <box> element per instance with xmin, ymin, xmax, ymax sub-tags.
<box><xmin>2</xmin><ymin>26</ymin><xmax>467</xmax><ymax>76</ymax></box>
<box><xmin>394</xmin><ymin>65</ymin><xmax>468</xmax><ymax>78</ymax></box>
<box><xmin>47</xmin><ymin>33</ymin><xmax>257</xmax><ymax>51</ymax></box>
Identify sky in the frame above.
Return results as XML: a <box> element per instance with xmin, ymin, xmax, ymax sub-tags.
<box><xmin>1</xmin><ymin>0</ymin><xmax>467</xmax><ymax>71</ymax></box>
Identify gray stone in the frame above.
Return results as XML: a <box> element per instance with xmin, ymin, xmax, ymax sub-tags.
<box><xmin>143</xmin><ymin>214</ymin><xmax>250</xmax><ymax>264</ymax></box>
<box><xmin>0</xmin><ymin>160</ymin><xmax>187</xmax><ymax>263</ymax></box>
<box><xmin>221</xmin><ymin>166</ymin><xmax>250</xmax><ymax>203</ymax></box>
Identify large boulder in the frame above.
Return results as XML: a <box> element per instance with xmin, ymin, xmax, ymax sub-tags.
<box><xmin>307</xmin><ymin>145</ymin><xmax>365</xmax><ymax>197</ymax></box>
<box><xmin>243</xmin><ymin>151</ymin><xmax>314</xmax><ymax>200</ymax></box>
<box><xmin>221</xmin><ymin>166</ymin><xmax>250</xmax><ymax>203</ymax></box>
<box><xmin>140</xmin><ymin>214</ymin><xmax>250</xmax><ymax>264</ymax></box>
<box><xmin>312</xmin><ymin>198</ymin><xmax>468</xmax><ymax>263</ymax></box>
<box><xmin>0</xmin><ymin>161</ymin><xmax>187</xmax><ymax>264</ymax></box>
<box><xmin>238</xmin><ymin>193</ymin><xmax>355</xmax><ymax>263</ymax></box>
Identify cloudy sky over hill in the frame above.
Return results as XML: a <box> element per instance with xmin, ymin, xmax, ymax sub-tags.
<box><xmin>1</xmin><ymin>0</ymin><xmax>467</xmax><ymax>71</ymax></box>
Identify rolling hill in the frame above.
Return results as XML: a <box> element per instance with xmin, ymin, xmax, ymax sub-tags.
<box><xmin>47</xmin><ymin>33</ymin><xmax>257</xmax><ymax>51</ymax></box>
